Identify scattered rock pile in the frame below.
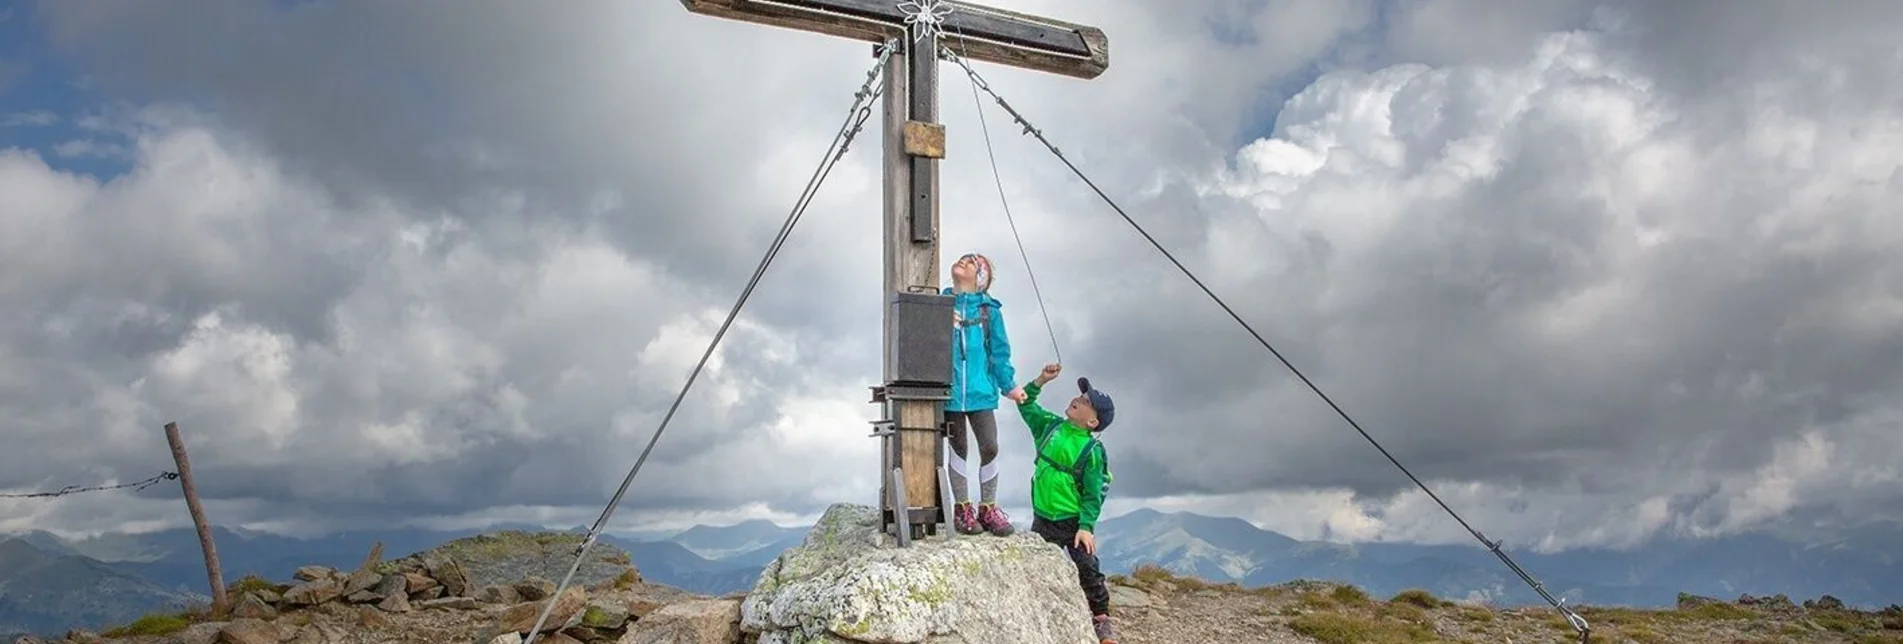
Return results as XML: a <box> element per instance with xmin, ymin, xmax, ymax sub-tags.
<box><xmin>1735</xmin><ymin>592</ymin><xmax>1799</xmax><ymax>611</ymax></box>
<box><xmin>266</xmin><ymin>555</ymin><xmax>480</xmax><ymax>616</ymax></box>
<box><xmin>26</xmin><ymin>538</ymin><xmax>745</xmax><ymax>644</ymax></box>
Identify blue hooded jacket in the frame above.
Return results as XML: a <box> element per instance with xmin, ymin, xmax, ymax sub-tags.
<box><xmin>943</xmin><ymin>287</ymin><xmax>1016</xmax><ymax>413</ymax></box>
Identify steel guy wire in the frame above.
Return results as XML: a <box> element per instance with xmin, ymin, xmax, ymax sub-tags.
<box><xmin>949</xmin><ymin>26</ymin><xmax>1063</xmax><ymax>365</ymax></box>
<box><xmin>941</xmin><ymin>45</ymin><xmax>1592</xmax><ymax>644</ymax></box>
<box><xmin>520</xmin><ymin>37</ymin><xmax>898</xmax><ymax>644</ymax></box>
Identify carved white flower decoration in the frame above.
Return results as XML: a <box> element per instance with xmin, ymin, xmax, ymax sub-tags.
<box><xmin>897</xmin><ymin>0</ymin><xmax>955</xmax><ymax>43</ymax></box>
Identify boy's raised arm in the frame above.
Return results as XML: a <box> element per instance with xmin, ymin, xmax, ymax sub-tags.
<box><xmin>1017</xmin><ymin>374</ymin><xmax>1062</xmax><ymax>442</ymax></box>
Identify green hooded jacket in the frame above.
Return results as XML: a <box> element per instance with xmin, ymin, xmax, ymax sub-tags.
<box><xmin>1016</xmin><ymin>380</ymin><xmax>1112</xmax><ymax>532</ymax></box>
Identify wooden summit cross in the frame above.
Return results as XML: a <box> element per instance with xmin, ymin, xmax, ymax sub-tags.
<box><xmin>680</xmin><ymin>0</ymin><xmax>1108</xmax><ymax>546</ymax></box>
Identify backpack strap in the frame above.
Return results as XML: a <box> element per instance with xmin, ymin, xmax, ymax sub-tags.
<box><xmin>980</xmin><ymin>304</ymin><xmax>994</xmax><ymax>363</ymax></box>
<box><xmin>955</xmin><ymin>302</ymin><xmax>997</xmax><ymax>370</ymax></box>
<box><xmin>1034</xmin><ymin>419</ymin><xmax>1066</xmax><ymax>473</ymax></box>
<box><xmin>1034</xmin><ymin>418</ymin><xmax>1061</xmax><ymax>454</ymax></box>
<box><xmin>1035</xmin><ymin>422</ymin><xmax>1104</xmax><ymax>492</ymax></box>
<box><xmin>1030</xmin><ymin>419</ymin><xmax>1061</xmax><ymax>508</ymax></box>
<box><xmin>1072</xmin><ymin>437</ymin><xmax>1101</xmax><ymax>478</ymax></box>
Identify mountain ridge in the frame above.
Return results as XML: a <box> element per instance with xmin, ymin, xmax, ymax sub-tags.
<box><xmin>0</xmin><ymin>538</ymin><xmax>204</xmax><ymax>637</ymax></box>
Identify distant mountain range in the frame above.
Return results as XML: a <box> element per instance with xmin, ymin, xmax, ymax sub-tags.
<box><xmin>1095</xmin><ymin>510</ymin><xmax>1901</xmax><ymax>609</ymax></box>
<box><xmin>605</xmin><ymin>509</ymin><xmax>1903</xmax><ymax>609</ymax></box>
<box><xmin>0</xmin><ymin>538</ymin><xmax>203</xmax><ymax>638</ymax></box>
<box><xmin>4</xmin><ymin>509</ymin><xmax>1899</xmax><ymax>637</ymax></box>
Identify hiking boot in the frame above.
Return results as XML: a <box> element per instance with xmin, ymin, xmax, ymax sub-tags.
<box><xmin>1092</xmin><ymin>614</ymin><xmax>1117</xmax><ymax>644</ymax></box>
<box><xmin>977</xmin><ymin>504</ymin><xmax>1015</xmax><ymax>536</ymax></box>
<box><xmin>954</xmin><ymin>503</ymin><xmax>982</xmax><ymax>535</ymax></box>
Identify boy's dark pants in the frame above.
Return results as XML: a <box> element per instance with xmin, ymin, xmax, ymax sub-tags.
<box><xmin>1032</xmin><ymin>515</ymin><xmax>1111</xmax><ymax>616</ymax></box>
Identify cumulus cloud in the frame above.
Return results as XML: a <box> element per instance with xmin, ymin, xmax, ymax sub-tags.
<box><xmin>1072</xmin><ymin>5</ymin><xmax>1903</xmax><ymax>548</ymax></box>
<box><xmin>2</xmin><ymin>0</ymin><xmax>1901</xmax><ymax>553</ymax></box>
<box><xmin>0</xmin><ymin>120</ymin><xmax>877</xmax><ymax>535</ymax></box>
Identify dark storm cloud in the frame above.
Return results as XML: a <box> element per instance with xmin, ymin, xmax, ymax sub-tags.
<box><xmin>1064</xmin><ymin>5</ymin><xmax>1903</xmax><ymax>541</ymax></box>
<box><xmin>34</xmin><ymin>0</ymin><xmax>884</xmax><ymax>289</ymax></box>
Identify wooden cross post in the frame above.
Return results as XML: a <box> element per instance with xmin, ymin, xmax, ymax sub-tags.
<box><xmin>680</xmin><ymin>0</ymin><xmax>1108</xmax><ymax>545</ymax></box>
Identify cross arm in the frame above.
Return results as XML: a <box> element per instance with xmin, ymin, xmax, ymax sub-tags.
<box><xmin>681</xmin><ymin>0</ymin><xmax>1109</xmax><ymax>80</ymax></box>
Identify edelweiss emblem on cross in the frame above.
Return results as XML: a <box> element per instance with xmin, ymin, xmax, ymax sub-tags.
<box><xmin>897</xmin><ymin>0</ymin><xmax>955</xmax><ymax>43</ymax></box>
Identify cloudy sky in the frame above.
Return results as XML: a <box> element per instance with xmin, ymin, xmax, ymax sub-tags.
<box><xmin>3</xmin><ymin>0</ymin><xmax>1902</xmax><ymax>553</ymax></box>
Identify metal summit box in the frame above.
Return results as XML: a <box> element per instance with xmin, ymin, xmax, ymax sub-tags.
<box><xmin>887</xmin><ymin>291</ymin><xmax>954</xmax><ymax>387</ymax></box>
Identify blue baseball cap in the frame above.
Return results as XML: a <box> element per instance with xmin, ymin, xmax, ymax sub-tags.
<box><xmin>1077</xmin><ymin>377</ymin><xmax>1114</xmax><ymax>431</ymax></box>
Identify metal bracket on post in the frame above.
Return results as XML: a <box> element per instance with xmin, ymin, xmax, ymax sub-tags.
<box><xmin>936</xmin><ymin>441</ymin><xmax>957</xmax><ymax>538</ymax></box>
<box><xmin>869</xmin><ymin>417</ymin><xmax>896</xmax><ymax>516</ymax></box>
<box><xmin>870</xmin><ymin>383</ymin><xmax>950</xmax><ymax>544</ymax></box>
<box><xmin>868</xmin><ymin>387</ymin><xmax>899</xmax><ymax>540</ymax></box>
<box><xmin>888</xmin><ymin>467</ymin><xmax>911</xmax><ymax>548</ymax></box>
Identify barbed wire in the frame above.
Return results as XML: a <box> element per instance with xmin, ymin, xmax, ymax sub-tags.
<box><xmin>0</xmin><ymin>471</ymin><xmax>178</xmax><ymax>499</ymax></box>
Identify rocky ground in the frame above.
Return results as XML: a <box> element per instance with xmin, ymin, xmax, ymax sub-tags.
<box><xmin>15</xmin><ymin>531</ymin><xmax>1903</xmax><ymax>644</ymax></box>
<box><xmin>1108</xmin><ymin>564</ymin><xmax>1903</xmax><ymax>643</ymax></box>
<box><xmin>13</xmin><ymin>533</ymin><xmax>747</xmax><ymax>644</ymax></box>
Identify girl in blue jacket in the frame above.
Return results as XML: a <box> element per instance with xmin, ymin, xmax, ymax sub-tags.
<box><xmin>944</xmin><ymin>252</ymin><xmax>1022</xmax><ymax>536</ymax></box>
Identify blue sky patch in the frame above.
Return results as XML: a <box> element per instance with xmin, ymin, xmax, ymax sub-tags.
<box><xmin>0</xmin><ymin>0</ymin><xmax>137</xmax><ymax>180</ymax></box>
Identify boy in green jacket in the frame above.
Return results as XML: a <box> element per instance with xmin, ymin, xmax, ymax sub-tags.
<box><xmin>1017</xmin><ymin>362</ymin><xmax>1118</xmax><ymax>644</ymax></box>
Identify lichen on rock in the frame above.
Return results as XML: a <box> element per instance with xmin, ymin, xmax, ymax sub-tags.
<box><xmin>740</xmin><ymin>503</ymin><xmax>1095</xmax><ymax>644</ymax></box>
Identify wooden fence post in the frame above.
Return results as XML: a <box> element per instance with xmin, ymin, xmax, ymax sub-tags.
<box><xmin>164</xmin><ymin>422</ymin><xmax>228</xmax><ymax>616</ymax></box>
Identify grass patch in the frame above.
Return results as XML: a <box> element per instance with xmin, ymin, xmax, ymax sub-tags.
<box><xmin>1130</xmin><ymin>564</ymin><xmax>1173</xmax><ymax>584</ymax></box>
<box><xmin>613</xmin><ymin>569</ymin><xmax>639</xmax><ymax>590</ymax></box>
<box><xmin>1127</xmin><ymin>563</ymin><xmax>1219</xmax><ymax>591</ymax></box>
<box><xmin>1287</xmin><ymin>612</ymin><xmax>1442</xmax><ymax>644</ymax></box>
<box><xmin>1378</xmin><ymin>603</ymin><xmax>1429</xmax><ymax>625</ymax></box>
<box><xmin>1545</xmin><ymin>614</ymin><xmax>1578</xmax><ymax>632</ymax></box>
<box><xmin>1615</xmin><ymin>624</ymin><xmax>1669</xmax><ymax>644</ymax></box>
<box><xmin>1173</xmin><ymin>576</ymin><xmax>1211</xmax><ymax>591</ymax></box>
<box><xmin>1299</xmin><ymin>591</ymin><xmax>1339</xmax><ymax>610</ymax></box>
<box><xmin>1330</xmin><ymin>584</ymin><xmax>1370</xmax><ymax>605</ymax></box>
<box><xmin>1814</xmin><ymin>610</ymin><xmax>1874</xmax><ymax>633</ymax></box>
<box><xmin>229</xmin><ymin>574</ymin><xmax>281</xmax><ymax>595</ymax></box>
<box><xmin>101</xmin><ymin>611</ymin><xmax>195</xmax><ymax>638</ymax></box>
<box><xmin>1124</xmin><ymin>564</ymin><xmax>1195</xmax><ymax>593</ymax></box>
<box><xmin>1389</xmin><ymin>589</ymin><xmax>1447</xmax><ymax>609</ymax></box>
<box><xmin>1454</xmin><ymin>607</ymin><xmax>1493</xmax><ymax>623</ymax></box>
<box><xmin>1250</xmin><ymin>585</ymin><xmax>1289</xmax><ymax>600</ymax></box>
<box><xmin>1580</xmin><ymin>602</ymin><xmax>1754</xmax><ymax>630</ymax></box>
<box><xmin>1578</xmin><ymin>607</ymin><xmax>1653</xmax><ymax>626</ymax></box>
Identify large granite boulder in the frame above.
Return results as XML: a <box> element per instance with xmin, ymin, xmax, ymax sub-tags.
<box><xmin>740</xmin><ymin>504</ymin><xmax>1094</xmax><ymax>644</ymax></box>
